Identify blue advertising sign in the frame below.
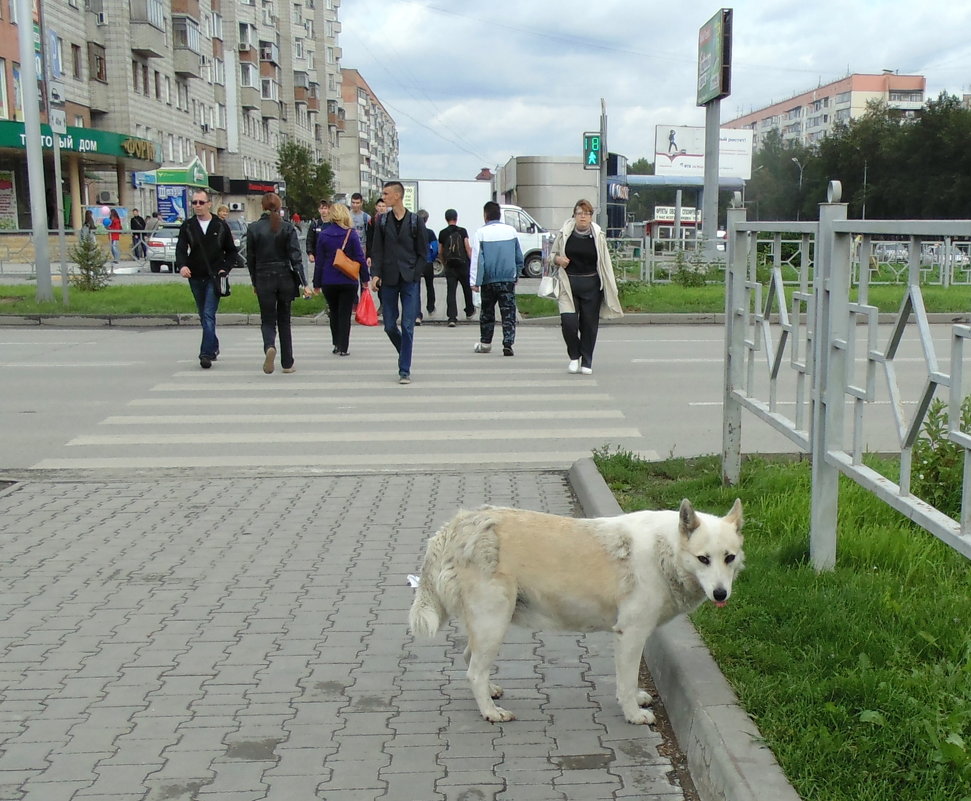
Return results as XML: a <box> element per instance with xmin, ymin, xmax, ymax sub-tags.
<box><xmin>156</xmin><ymin>184</ymin><xmax>188</xmax><ymax>223</ymax></box>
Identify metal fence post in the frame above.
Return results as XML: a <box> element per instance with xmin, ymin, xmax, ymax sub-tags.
<box><xmin>722</xmin><ymin>204</ymin><xmax>747</xmax><ymax>486</ymax></box>
<box><xmin>809</xmin><ymin>186</ymin><xmax>849</xmax><ymax>570</ymax></box>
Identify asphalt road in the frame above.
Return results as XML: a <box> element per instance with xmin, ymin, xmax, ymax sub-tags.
<box><xmin>0</xmin><ymin>320</ymin><xmax>954</xmax><ymax>477</ymax></box>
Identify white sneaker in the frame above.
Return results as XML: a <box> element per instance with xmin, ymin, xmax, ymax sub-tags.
<box><xmin>580</xmin><ymin>366</ymin><xmax>593</xmax><ymax>375</ymax></box>
<box><xmin>474</xmin><ymin>342</ymin><xmax>492</xmax><ymax>353</ymax></box>
<box><xmin>568</xmin><ymin>359</ymin><xmax>580</xmax><ymax>374</ymax></box>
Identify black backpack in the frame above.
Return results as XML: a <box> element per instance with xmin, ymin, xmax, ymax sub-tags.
<box><xmin>444</xmin><ymin>228</ymin><xmax>466</xmax><ymax>263</ymax></box>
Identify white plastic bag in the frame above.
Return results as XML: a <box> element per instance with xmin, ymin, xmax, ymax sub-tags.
<box><xmin>537</xmin><ymin>273</ymin><xmax>558</xmax><ymax>299</ymax></box>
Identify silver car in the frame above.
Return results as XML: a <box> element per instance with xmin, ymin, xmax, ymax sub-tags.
<box><xmin>145</xmin><ymin>225</ymin><xmax>182</xmax><ymax>273</ymax></box>
<box><xmin>146</xmin><ymin>220</ymin><xmax>248</xmax><ymax>273</ymax></box>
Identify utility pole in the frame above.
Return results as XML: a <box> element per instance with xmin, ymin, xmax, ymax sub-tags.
<box><xmin>16</xmin><ymin>0</ymin><xmax>52</xmax><ymax>302</ymax></box>
<box><xmin>598</xmin><ymin>99</ymin><xmax>608</xmax><ymax>232</ymax></box>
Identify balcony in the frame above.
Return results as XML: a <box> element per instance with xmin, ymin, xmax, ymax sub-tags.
<box><xmin>307</xmin><ymin>96</ymin><xmax>320</xmax><ymax>113</ymax></box>
<box><xmin>327</xmin><ymin>110</ymin><xmax>344</xmax><ymax>131</ymax></box>
<box><xmin>294</xmin><ymin>85</ymin><xmax>309</xmax><ymax>103</ymax></box>
<box><xmin>261</xmin><ymin>99</ymin><xmax>280</xmax><ymax>119</ymax></box>
<box><xmin>173</xmin><ymin>48</ymin><xmax>200</xmax><ymax>77</ymax></box>
<box><xmin>88</xmin><ymin>81</ymin><xmax>111</xmax><ymax>113</ymax></box>
<box><xmin>130</xmin><ymin>22</ymin><xmax>166</xmax><ymax>58</ymax></box>
<box><xmin>240</xmin><ymin>85</ymin><xmax>261</xmax><ymax>109</ymax></box>
<box><xmin>259</xmin><ymin>42</ymin><xmax>280</xmax><ymax>65</ymax></box>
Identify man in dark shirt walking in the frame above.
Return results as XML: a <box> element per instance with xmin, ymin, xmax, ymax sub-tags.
<box><xmin>368</xmin><ymin>181</ymin><xmax>428</xmax><ymax>384</ymax></box>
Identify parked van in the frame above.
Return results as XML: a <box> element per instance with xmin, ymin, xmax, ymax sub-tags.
<box><xmin>499</xmin><ymin>204</ymin><xmax>549</xmax><ymax>278</ymax></box>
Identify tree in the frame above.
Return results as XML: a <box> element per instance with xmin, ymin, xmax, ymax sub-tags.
<box><xmin>276</xmin><ymin>141</ymin><xmax>334</xmax><ymax>220</ymax></box>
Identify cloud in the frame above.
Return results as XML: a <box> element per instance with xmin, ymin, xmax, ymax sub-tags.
<box><xmin>338</xmin><ymin>0</ymin><xmax>971</xmax><ymax>180</ymax></box>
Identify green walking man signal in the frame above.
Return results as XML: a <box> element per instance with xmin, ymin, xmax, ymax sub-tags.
<box><xmin>583</xmin><ymin>132</ymin><xmax>601</xmax><ymax>170</ymax></box>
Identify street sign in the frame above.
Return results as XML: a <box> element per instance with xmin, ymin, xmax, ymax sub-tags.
<box><xmin>49</xmin><ymin>109</ymin><xmax>66</xmax><ymax>135</ymax></box>
<box><xmin>49</xmin><ymin>81</ymin><xmax>65</xmax><ymax>106</ymax></box>
<box><xmin>583</xmin><ymin>132</ymin><xmax>601</xmax><ymax>170</ymax></box>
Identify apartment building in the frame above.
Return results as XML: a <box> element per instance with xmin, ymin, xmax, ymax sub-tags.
<box><xmin>0</xmin><ymin>0</ymin><xmax>343</xmax><ymax>229</ymax></box>
<box><xmin>338</xmin><ymin>67</ymin><xmax>398</xmax><ymax>200</ymax></box>
<box><xmin>725</xmin><ymin>72</ymin><xmax>926</xmax><ymax>149</ymax></box>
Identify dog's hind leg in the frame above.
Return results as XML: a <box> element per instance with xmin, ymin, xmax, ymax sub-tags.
<box><xmin>462</xmin><ymin>644</ymin><xmax>503</xmax><ymax>699</ymax></box>
<box><xmin>463</xmin><ymin>589</ymin><xmax>516</xmax><ymax>722</ymax></box>
<box><xmin>613</xmin><ymin>624</ymin><xmax>655</xmax><ymax>725</ymax></box>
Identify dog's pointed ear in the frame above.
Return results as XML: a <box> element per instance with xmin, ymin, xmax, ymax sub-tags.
<box><xmin>679</xmin><ymin>498</ymin><xmax>699</xmax><ymax>537</ymax></box>
<box><xmin>723</xmin><ymin>498</ymin><xmax>743</xmax><ymax>531</ymax></box>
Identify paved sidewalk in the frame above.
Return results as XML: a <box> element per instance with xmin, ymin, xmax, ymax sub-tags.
<box><xmin>0</xmin><ymin>471</ymin><xmax>691</xmax><ymax>801</ymax></box>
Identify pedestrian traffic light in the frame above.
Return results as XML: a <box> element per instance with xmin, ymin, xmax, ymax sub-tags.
<box><xmin>583</xmin><ymin>132</ymin><xmax>601</xmax><ymax>170</ymax></box>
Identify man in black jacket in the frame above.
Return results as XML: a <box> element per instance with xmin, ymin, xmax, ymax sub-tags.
<box><xmin>368</xmin><ymin>181</ymin><xmax>428</xmax><ymax>384</ymax></box>
<box><xmin>305</xmin><ymin>198</ymin><xmax>331</xmax><ymax>264</ymax></box>
<box><xmin>175</xmin><ymin>188</ymin><xmax>240</xmax><ymax>369</ymax></box>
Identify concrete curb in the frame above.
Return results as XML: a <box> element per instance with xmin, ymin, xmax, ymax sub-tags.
<box><xmin>568</xmin><ymin>457</ymin><xmax>801</xmax><ymax>801</ymax></box>
<box><xmin>0</xmin><ymin>311</ymin><xmax>965</xmax><ymax>328</ymax></box>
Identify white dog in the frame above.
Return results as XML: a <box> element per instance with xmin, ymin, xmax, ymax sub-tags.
<box><xmin>408</xmin><ymin>499</ymin><xmax>744</xmax><ymax>724</ymax></box>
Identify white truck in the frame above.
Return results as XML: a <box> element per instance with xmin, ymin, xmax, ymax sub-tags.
<box><xmin>401</xmin><ymin>178</ymin><xmax>549</xmax><ymax>278</ymax></box>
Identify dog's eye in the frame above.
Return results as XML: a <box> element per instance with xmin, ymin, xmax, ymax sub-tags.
<box><xmin>725</xmin><ymin>554</ymin><xmax>735</xmax><ymax>564</ymax></box>
<box><xmin>697</xmin><ymin>555</ymin><xmax>710</xmax><ymax>565</ymax></box>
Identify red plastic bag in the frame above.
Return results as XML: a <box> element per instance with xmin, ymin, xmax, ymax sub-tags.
<box><xmin>355</xmin><ymin>287</ymin><xmax>379</xmax><ymax>326</ymax></box>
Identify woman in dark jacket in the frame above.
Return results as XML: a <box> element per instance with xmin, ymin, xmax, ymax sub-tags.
<box><xmin>314</xmin><ymin>202</ymin><xmax>368</xmax><ymax>356</ymax></box>
<box><xmin>246</xmin><ymin>192</ymin><xmax>307</xmax><ymax>374</ymax></box>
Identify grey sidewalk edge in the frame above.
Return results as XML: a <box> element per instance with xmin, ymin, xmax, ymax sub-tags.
<box><xmin>568</xmin><ymin>457</ymin><xmax>801</xmax><ymax>801</ymax></box>
<box><xmin>0</xmin><ymin>311</ymin><xmax>966</xmax><ymax>328</ymax></box>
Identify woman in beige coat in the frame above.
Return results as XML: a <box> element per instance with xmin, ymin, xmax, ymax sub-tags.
<box><xmin>549</xmin><ymin>199</ymin><xmax>623</xmax><ymax>374</ymax></box>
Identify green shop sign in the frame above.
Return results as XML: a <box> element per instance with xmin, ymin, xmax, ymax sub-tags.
<box><xmin>154</xmin><ymin>156</ymin><xmax>209</xmax><ymax>188</ymax></box>
<box><xmin>0</xmin><ymin>120</ymin><xmax>161</xmax><ymax>164</ymax></box>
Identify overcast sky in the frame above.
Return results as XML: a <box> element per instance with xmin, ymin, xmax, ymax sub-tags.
<box><xmin>338</xmin><ymin>1</ymin><xmax>971</xmax><ymax>180</ymax></box>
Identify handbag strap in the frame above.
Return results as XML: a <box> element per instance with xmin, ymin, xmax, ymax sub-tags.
<box><xmin>341</xmin><ymin>228</ymin><xmax>351</xmax><ymax>250</ymax></box>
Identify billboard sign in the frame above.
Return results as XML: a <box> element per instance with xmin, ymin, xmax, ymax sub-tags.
<box><xmin>697</xmin><ymin>9</ymin><xmax>732</xmax><ymax>106</ymax></box>
<box><xmin>654</xmin><ymin>125</ymin><xmax>753</xmax><ymax>179</ymax></box>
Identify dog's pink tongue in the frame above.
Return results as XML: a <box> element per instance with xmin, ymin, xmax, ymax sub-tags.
<box><xmin>714</xmin><ymin>601</ymin><xmax>727</xmax><ymax>608</ymax></box>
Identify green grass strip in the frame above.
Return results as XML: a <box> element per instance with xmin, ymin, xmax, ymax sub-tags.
<box><xmin>594</xmin><ymin>449</ymin><xmax>971</xmax><ymax>801</ymax></box>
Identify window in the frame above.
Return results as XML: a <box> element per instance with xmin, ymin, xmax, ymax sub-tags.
<box><xmin>154</xmin><ymin>70</ymin><xmax>161</xmax><ymax>99</ymax></box>
<box><xmin>294</xmin><ymin>38</ymin><xmax>304</xmax><ymax>60</ymax></box>
<box><xmin>71</xmin><ymin>44</ymin><xmax>81</xmax><ymax>79</ymax></box>
<box><xmin>261</xmin><ymin>79</ymin><xmax>279</xmax><ymax>101</ymax></box>
<box><xmin>209</xmin><ymin>12</ymin><xmax>223</xmax><ymax>39</ymax></box>
<box><xmin>212</xmin><ymin>58</ymin><xmax>225</xmax><ymax>86</ymax></box>
<box><xmin>89</xmin><ymin>43</ymin><xmax>107</xmax><ymax>82</ymax></box>
<box><xmin>165</xmin><ymin>76</ymin><xmax>172</xmax><ymax>104</ymax></box>
<box><xmin>889</xmin><ymin>90</ymin><xmax>923</xmax><ymax>102</ymax></box>
<box><xmin>173</xmin><ymin>17</ymin><xmax>202</xmax><ymax>53</ymax></box>
<box><xmin>0</xmin><ymin>58</ymin><xmax>8</xmax><ymax>120</ymax></box>
<box><xmin>239</xmin><ymin>22</ymin><xmax>256</xmax><ymax>48</ymax></box>
<box><xmin>132</xmin><ymin>60</ymin><xmax>139</xmax><ymax>92</ymax></box>
<box><xmin>142</xmin><ymin>64</ymin><xmax>149</xmax><ymax>94</ymax></box>
<box><xmin>240</xmin><ymin>63</ymin><xmax>258</xmax><ymax>88</ymax></box>
<box><xmin>836</xmin><ymin>91</ymin><xmax>851</xmax><ymax>104</ymax></box>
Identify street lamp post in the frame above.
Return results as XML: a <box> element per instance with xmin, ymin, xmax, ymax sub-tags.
<box><xmin>791</xmin><ymin>157</ymin><xmax>804</xmax><ymax>221</ymax></box>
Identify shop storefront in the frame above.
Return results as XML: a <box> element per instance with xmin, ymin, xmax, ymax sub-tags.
<box><xmin>0</xmin><ymin>120</ymin><xmax>161</xmax><ymax>230</ymax></box>
<box><xmin>145</xmin><ymin>156</ymin><xmax>210</xmax><ymax>223</ymax></box>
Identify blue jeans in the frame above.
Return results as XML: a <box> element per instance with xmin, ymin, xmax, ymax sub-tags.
<box><xmin>188</xmin><ymin>277</ymin><xmax>220</xmax><ymax>359</ymax></box>
<box><xmin>379</xmin><ymin>280</ymin><xmax>420</xmax><ymax>376</ymax></box>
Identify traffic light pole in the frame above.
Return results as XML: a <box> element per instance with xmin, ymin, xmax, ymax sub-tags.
<box><xmin>598</xmin><ymin>99</ymin><xmax>608</xmax><ymax>231</ymax></box>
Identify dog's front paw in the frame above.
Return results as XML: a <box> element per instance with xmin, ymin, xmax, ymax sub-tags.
<box><xmin>624</xmin><ymin>707</ymin><xmax>656</xmax><ymax>725</ymax></box>
<box><xmin>635</xmin><ymin>689</ymin><xmax>653</xmax><ymax>707</ymax></box>
<box><xmin>489</xmin><ymin>683</ymin><xmax>503</xmax><ymax>699</ymax></box>
<box><xmin>483</xmin><ymin>706</ymin><xmax>516</xmax><ymax>723</ymax></box>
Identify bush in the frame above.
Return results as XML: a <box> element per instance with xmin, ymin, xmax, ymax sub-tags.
<box><xmin>912</xmin><ymin>396</ymin><xmax>971</xmax><ymax>518</ymax></box>
<box><xmin>68</xmin><ymin>236</ymin><xmax>111</xmax><ymax>291</ymax></box>
<box><xmin>672</xmin><ymin>248</ymin><xmax>708</xmax><ymax>287</ymax></box>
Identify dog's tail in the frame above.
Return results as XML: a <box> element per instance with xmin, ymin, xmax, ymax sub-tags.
<box><xmin>408</xmin><ymin>520</ymin><xmax>453</xmax><ymax>638</ymax></box>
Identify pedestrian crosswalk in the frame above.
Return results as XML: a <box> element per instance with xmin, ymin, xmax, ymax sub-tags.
<box><xmin>31</xmin><ymin>325</ymin><xmax>654</xmax><ymax>472</ymax></box>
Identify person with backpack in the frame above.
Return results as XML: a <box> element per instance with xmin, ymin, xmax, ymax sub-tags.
<box><xmin>415</xmin><ymin>209</ymin><xmax>438</xmax><ymax>325</ymax></box>
<box><xmin>368</xmin><ymin>181</ymin><xmax>429</xmax><ymax>384</ymax></box>
<box><xmin>437</xmin><ymin>209</ymin><xmax>474</xmax><ymax>327</ymax></box>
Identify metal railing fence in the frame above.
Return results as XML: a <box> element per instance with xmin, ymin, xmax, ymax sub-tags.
<box><xmin>722</xmin><ymin>184</ymin><xmax>971</xmax><ymax>569</ymax></box>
